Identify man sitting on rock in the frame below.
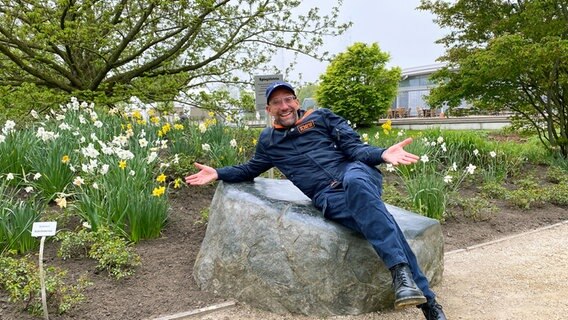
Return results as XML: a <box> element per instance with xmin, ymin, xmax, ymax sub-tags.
<box><xmin>185</xmin><ymin>81</ymin><xmax>447</xmax><ymax>320</ymax></box>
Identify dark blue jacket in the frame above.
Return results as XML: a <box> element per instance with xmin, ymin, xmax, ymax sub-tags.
<box><xmin>216</xmin><ymin>108</ymin><xmax>386</xmax><ymax>200</ymax></box>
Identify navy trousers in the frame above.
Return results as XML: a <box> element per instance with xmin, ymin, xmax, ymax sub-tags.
<box><xmin>313</xmin><ymin>161</ymin><xmax>435</xmax><ymax>301</ymax></box>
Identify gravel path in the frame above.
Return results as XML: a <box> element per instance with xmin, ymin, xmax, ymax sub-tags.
<box><xmin>187</xmin><ymin>221</ymin><xmax>568</xmax><ymax>320</ymax></box>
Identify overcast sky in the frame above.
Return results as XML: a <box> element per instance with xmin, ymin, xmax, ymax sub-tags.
<box><xmin>277</xmin><ymin>0</ymin><xmax>448</xmax><ymax>84</ymax></box>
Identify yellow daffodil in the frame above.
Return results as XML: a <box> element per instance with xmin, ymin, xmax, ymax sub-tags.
<box><xmin>156</xmin><ymin>173</ymin><xmax>167</xmax><ymax>183</ymax></box>
<box><xmin>173</xmin><ymin>178</ymin><xmax>182</xmax><ymax>189</ymax></box>
<box><xmin>152</xmin><ymin>186</ymin><xmax>166</xmax><ymax>197</ymax></box>
<box><xmin>382</xmin><ymin>119</ymin><xmax>392</xmax><ymax>135</ymax></box>
<box><xmin>119</xmin><ymin>160</ymin><xmax>127</xmax><ymax>170</ymax></box>
<box><xmin>150</xmin><ymin>116</ymin><xmax>160</xmax><ymax>124</ymax></box>
<box><xmin>174</xmin><ymin>124</ymin><xmax>184</xmax><ymax>130</ymax></box>
<box><xmin>61</xmin><ymin>155</ymin><xmax>70</xmax><ymax>164</ymax></box>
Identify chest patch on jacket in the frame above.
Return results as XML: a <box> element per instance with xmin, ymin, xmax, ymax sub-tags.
<box><xmin>297</xmin><ymin>120</ymin><xmax>315</xmax><ymax>133</ymax></box>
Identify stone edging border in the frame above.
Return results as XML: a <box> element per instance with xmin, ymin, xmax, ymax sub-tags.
<box><xmin>444</xmin><ymin>220</ymin><xmax>568</xmax><ymax>256</ymax></box>
<box><xmin>150</xmin><ymin>300</ymin><xmax>237</xmax><ymax>320</ymax></box>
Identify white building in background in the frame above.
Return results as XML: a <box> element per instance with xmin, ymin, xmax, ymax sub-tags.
<box><xmin>392</xmin><ymin>63</ymin><xmax>472</xmax><ymax>117</ymax></box>
<box><xmin>392</xmin><ymin>63</ymin><xmax>446</xmax><ymax>117</ymax></box>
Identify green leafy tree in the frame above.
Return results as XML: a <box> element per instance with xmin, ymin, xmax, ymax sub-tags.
<box><xmin>315</xmin><ymin>42</ymin><xmax>400</xmax><ymax>126</ymax></box>
<box><xmin>0</xmin><ymin>0</ymin><xmax>350</xmax><ymax>119</ymax></box>
<box><xmin>296</xmin><ymin>83</ymin><xmax>319</xmax><ymax>105</ymax></box>
<box><xmin>419</xmin><ymin>0</ymin><xmax>568</xmax><ymax>158</ymax></box>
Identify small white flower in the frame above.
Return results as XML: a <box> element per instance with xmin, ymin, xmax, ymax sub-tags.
<box><xmin>24</xmin><ymin>186</ymin><xmax>33</xmax><ymax>193</ymax></box>
<box><xmin>0</xmin><ymin>134</ymin><xmax>5</xmax><ymax>143</ymax></box>
<box><xmin>451</xmin><ymin>162</ymin><xmax>458</xmax><ymax>171</ymax></box>
<box><xmin>81</xmin><ymin>143</ymin><xmax>100</xmax><ymax>158</ymax></box>
<box><xmin>31</xmin><ymin>110</ymin><xmax>39</xmax><ymax>119</ymax></box>
<box><xmin>139</xmin><ymin>138</ymin><xmax>148</xmax><ymax>148</ymax></box>
<box><xmin>173</xmin><ymin>154</ymin><xmax>180</xmax><ymax>164</ymax></box>
<box><xmin>147</xmin><ymin>152</ymin><xmax>158</xmax><ymax>164</ymax></box>
<box><xmin>437</xmin><ymin>136</ymin><xmax>444</xmax><ymax>144</ymax></box>
<box><xmin>386</xmin><ymin>164</ymin><xmax>395</xmax><ymax>172</ymax></box>
<box><xmin>129</xmin><ymin>170</ymin><xmax>136</xmax><ymax>176</ymax></box>
<box><xmin>82</xmin><ymin>221</ymin><xmax>92</xmax><ymax>229</ymax></box>
<box><xmin>466</xmin><ymin>163</ymin><xmax>477</xmax><ymax>175</ymax></box>
<box><xmin>100</xmin><ymin>164</ymin><xmax>109</xmax><ymax>175</ymax></box>
<box><xmin>430</xmin><ymin>141</ymin><xmax>437</xmax><ymax>147</ymax></box>
<box><xmin>56</xmin><ymin>114</ymin><xmax>66</xmax><ymax>121</ymax></box>
<box><xmin>69</xmin><ymin>165</ymin><xmax>76</xmax><ymax>172</ymax></box>
<box><xmin>199</xmin><ymin>123</ymin><xmax>207</xmax><ymax>133</ymax></box>
<box><xmin>92</xmin><ymin>182</ymin><xmax>99</xmax><ymax>189</ymax></box>
<box><xmin>397</xmin><ymin>130</ymin><xmax>404</xmax><ymax>137</ymax></box>
<box><xmin>58</xmin><ymin>122</ymin><xmax>71</xmax><ymax>130</ymax></box>
<box><xmin>490</xmin><ymin>151</ymin><xmax>497</xmax><ymax>158</ymax></box>
<box><xmin>420</xmin><ymin>155</ymin><xmax>429</xmax><ymax>163</ymax></box>
<box><xmin>473</xmin><ymin>149</ymin><xmax>479</xmax><ymax>156</ymax></box>
<box><xmin>374</xmin><ymin>132</ymin><xmax>380</xmax><ymax>140</ymax></box>
<box><xmin>6</xmin><ymin>173</ymin><xmax>14</xmax><ymax>181</ymax></box>
<box><xmin>443</xmin><ymin>175</ymin><xmax>453</xmax><ymax>184</ymax></box>
<box><xmin>94</xmin><ymin>120</ymin><xmax>103</xmax><ymax>128</ymax></box>
<box><xmin>73</xmin><ymin>176</ymin><xmax>84</xmax><ymax>186</ymax></box>
<box><xmin>34</xmin><ymin>172</ymin><xmax>42</xmax><ymax>180</ymax></box>
<box><xmin>441</xmin><ymin>143</ymin><xmax>447</xmax><ymax>152</ymax></box>
<box><xmin>202</xmin><ymin>143</ymin><xmax>211</xmax><ymax>152</ymax></box>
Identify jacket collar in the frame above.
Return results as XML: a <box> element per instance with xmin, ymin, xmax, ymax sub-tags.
<box><xmin>272</xmin><ymin>109</ymin><xmax>314</xmax><ymax>129</ymax></box>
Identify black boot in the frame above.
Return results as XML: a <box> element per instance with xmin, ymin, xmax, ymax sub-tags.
<box><xmin>390</xmin><ymin>263</ymin><xmax>427</xmax><ymax>309</ymax></box>
<box><xmin>418</xmin><ymin>300</ymin><xmax>447</xmax><ymax>320</ymax></box>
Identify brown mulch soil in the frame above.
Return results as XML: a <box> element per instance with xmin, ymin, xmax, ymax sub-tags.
<box><xmin>1</xmin><ymin>174</ymin><xmax>567</xmax><ymax>320</ymax></box>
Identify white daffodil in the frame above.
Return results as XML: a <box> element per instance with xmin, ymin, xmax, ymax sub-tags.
<box><xmin>386</xmin><ymin>164</ymin><xmax>395</xmax><ymax>172</ymax></box>
<box><xmin>443</xmin><ymin>175</ymin><xmax>453</xmax><ymax>183</ymax></box>
<box><xmin>199</xmin><ymin>123</ymin><xmax>207</xmax><ymax>133</ymax></box>
<box><xmin>420</xmin><ymin>155</ymin><xmax>429</xmax><ymax>163</ymax></box>
<box><xmin>34</xmin><ymin>172</ymin><xmax>42</xmax><ymax>180</ymax></box>
<box><xmin>490</xmin><ymin>151</ymin><xmax>497</xmax><ymax>158</ymax></box>
<box><xmin>202</xmin><ymin>143</ymin><xmax>211</xmax><ymax>152</ymax></box>
<box><xmin>451</xmin><ymin>162</ymin><xmax>458</xmax><ymax>171</ymax></box>
<box><xmin>147</xmin><ymin>152</ymin><xmax>158</xmax><ymax>164</ymax></box>
<box><xmin>473</xmin><ymin>149</ymin><xmax>479</xmax><ymax>156</ymax></box>
<box><xmin>81</xmin><ymin>143</ymin><xmax>100</xmax><ymax>158</ymax></box>
<box><xmin>73</xmin><ymin>176</ymin><xmax>84</xmax><ymax>186</ymax></box>
<box><xmin>100</xmin><ymin>164</ymin><xmax>109</xmax><ymax>175</ymax></box>
<box><xmin>6</xmin><ymin>173</ymin><xmax>14</xmax><ymax>181</ymax></box>
<box><xmin>466</xmin><ymin>164</ymin><xmax>477</xmax><ymax>175</ymax></box>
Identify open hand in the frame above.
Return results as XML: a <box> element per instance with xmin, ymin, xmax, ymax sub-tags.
<box><xmin>381</xmin><ymin>138</ymin><xmax>419</xmax><ymax>165</ymax></box>
<box><xmin>185</xmin><ymin>163</ymin><xmax>218</xmax><ymax>185</ymax></box>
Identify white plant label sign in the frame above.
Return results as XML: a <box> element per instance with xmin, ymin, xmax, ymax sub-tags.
<box><xmin>31</xmin><ymin>221</ymin><xmax>57</xmax><ymax>237</ymax></box>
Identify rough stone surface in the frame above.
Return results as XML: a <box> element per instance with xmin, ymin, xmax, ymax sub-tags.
<box><xmin>193</xmin><ymin>178</ymin><xmax>444</xmax><ymax>316</ymax></box>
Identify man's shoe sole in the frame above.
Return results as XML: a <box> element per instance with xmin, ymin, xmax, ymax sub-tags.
<box><xmin>394</xmin><ymin>295</ymin><xmax>427</xmax><ymax>309</ymax></box>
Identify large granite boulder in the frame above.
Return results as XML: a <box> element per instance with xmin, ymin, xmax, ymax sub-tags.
<box><xmin>193</xmin><ymin>178</ymin><xmax>443</xmax><ymax>316</ymax></box>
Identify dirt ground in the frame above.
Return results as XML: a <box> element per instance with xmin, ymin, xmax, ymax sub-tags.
<box><xmin>1</xmin><ymin>178</ymin><xmax>567</xmax><ymax>320</ymax></box>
